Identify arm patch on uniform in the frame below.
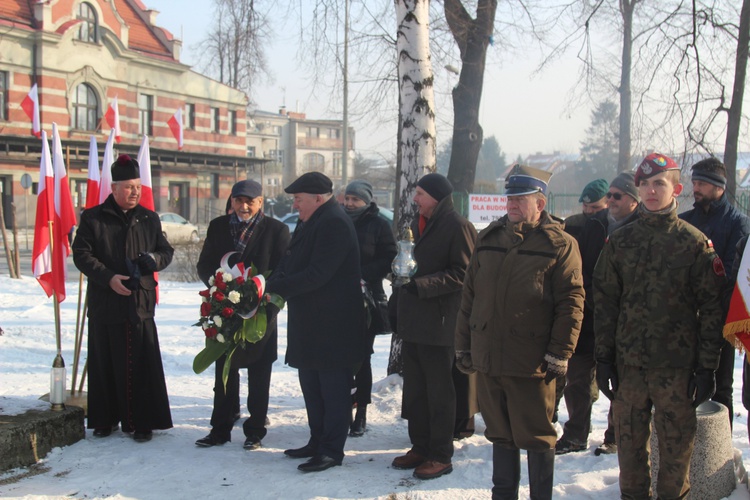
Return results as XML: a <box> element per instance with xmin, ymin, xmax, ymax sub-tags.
<box><xmin>713</xmin><ymin>256</ymin><xmax>725</xmax><ymax>277</ymax></box>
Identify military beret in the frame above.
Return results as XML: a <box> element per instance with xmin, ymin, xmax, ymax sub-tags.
<box><xmin>579</xmin><ymin>179</ymin><xmax>609</xmax><ymax>203</ymax></box>
<box><xmin>111</xmin><ymin>154</ymin><xmax>140</xmax><ymax>181</ymax></box>
<box><xmin>284</xmin><ymin>172</ymin><xmax>333</xmax><ymax>195</ymax></box>
<box><xmin>634</xmin><ymin>153</ymin><xmax>680</xmax><ymax>186</ymax></box>
<box><xmin>504</xmin><ymin>164</ymin><xmax>552</xmax><ymax>196</ymax></box>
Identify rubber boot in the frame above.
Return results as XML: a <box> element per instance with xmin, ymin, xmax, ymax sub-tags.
<box><xmin>527</xmin><ymin>448</ymin><xmax>555</xmax><ymax>500</ymax></box>
<box><xmin>492</xmin><ymin>444</ymin><xmax>521</xmax><ymax>500</ymax></box>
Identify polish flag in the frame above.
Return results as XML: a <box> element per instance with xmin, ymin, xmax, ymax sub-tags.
<box><xmin>21</xmin><ymin>83</ymin><xmax>41</xmax><ymax>138</ymax></box>
<box><xmin>137</xmin><ymin>135</ymin><xmax>155</xmax><ymax>210</ymax></box>
<box><xmin>98</xmin><ymin>129</ymin><xmax>116</xmax><ymax>204</ymax></box>
<box><xmin>51</xmin><ymin>123</ymin><xmax>77</xmax><ymax>303</ymax></box>
<box><xmin>137</xmin><ymin>134</ymin><xmax>159</xmax><ymax>302</ymax></box>
<box><xmin>32</xmin><ymin>130</ymin><xmax>54</xmax><ymax>296</ymax></box>
<box><xmin>85</xmin><ymin>136</ymin><xmax>100</xmax><ymax>209</ymax></box>
<box><xmin>104</xmin><ymin>96</ymin><xmax>121</xmax><ymax>143</ymax></box>
<box><xmin>167</xmin><ymin>107</ymin><xmax>183</xmax><ymax>150</ymax></box>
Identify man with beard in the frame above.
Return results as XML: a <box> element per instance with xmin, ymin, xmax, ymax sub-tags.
<box><xmin>679</xmin><ymin>157</ymin><xmax>750</xmax><ymax>425</ymax></box>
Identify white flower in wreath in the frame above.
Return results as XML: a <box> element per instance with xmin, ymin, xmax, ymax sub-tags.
<box><xmin>213</xmin><ymin>315</ymin><xmax>223</xmax><ymax>328</ymax></box>
<box><xmin>228</xmin><ymin>291</ymin><xmax>241</xmax><ymax>304</ymax></box>
<box><xmin>208</xmin><ymin>276</ymin><xmax>215</xmax><ymax>286</ymax></box>
<box><xmin>222</xmin><ymin>272</ymin><xmax>233</xmax><ymax>283</ymax></box>
<box><xmin>201</xmin><ymin>295</ymin><xmax>209</xmax><ymax>303</ymax></box>
<box><xmin>210</xmin><ymin>286</ymin><xmax>217</xmax><ymax>295</ymax></box>
<box><xmin>216</xmin><ymin>334</ymin><xmax>225</xmax><ymax>343</ymax></box>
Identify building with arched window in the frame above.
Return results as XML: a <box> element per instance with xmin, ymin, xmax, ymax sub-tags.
<box><xmin>0</xmin><ymin>0</ymin><xmax>267</xmax><ymax>229</ymax></box>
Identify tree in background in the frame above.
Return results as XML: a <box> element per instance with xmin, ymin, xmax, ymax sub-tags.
<box><xmin>576</xmin><ymin>100</ymin><xmax>619</xmax><ymax>180</ymax></box>
<box><xmin>199</xmin><ymin>0</ymin><xmax>271</xmax><ymax>100</ymax></box>
<box><xmin>444</xmin><ymin>0</ymin><xmax>498</xmax><ymax>195</ymax></box>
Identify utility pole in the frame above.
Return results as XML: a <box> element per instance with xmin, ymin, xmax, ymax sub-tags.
<box><xmin>342</xmin><ymin>0</ymin><xmax>349</xmax><ymax>186</ymax></box>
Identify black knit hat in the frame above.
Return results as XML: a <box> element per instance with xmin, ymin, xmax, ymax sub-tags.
<box><xmin>345</xmin><ymin>180</ymin><xmax>373</xmax><ymax>204</ymax></box>
<box><xmin>691</xmin><ymin>157</ymin><xmax>727</xmax><ymax>189</ymax></box>
<box><xmin>609</xmin><ymin>172</ymin><xmax>640</xmax><ymax>201</ymax></box>
<box><xmin>111</xmin><ymin>154</ymin><xmax>140</xmax><ymax>181</ymax></box>
<box><xmin>417</xmin><ymin>173</ymin><xmax>453</xmax><ymax>202</ymax></box>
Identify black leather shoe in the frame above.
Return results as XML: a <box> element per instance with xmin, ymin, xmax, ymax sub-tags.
<box><xmin>243</xmin><ymin>436</ymin><xmax>262</xmax><ymax>450</ymax></box>
<box><xmin>195</xmin><ymin>434</ymin><xmax>229</xmax><ymax>447</ymax></box>
<box><xmin>92</xmin><ymin>425</ymin><xmax>118</xmax><ymax>437</ymax></box>
<box><xmin>297</xmin><ymin>455</ymin><xmax>342</xmax><ymax>472</ymax></box>
<box><xmin>349</xmin><ymin>417</ymin><xmax>366</xmax><ymax>437</ymax></box>
<box><xmin>284</xmin><ymin>444</ymin><xmax>316</xmax><ymax>459</ymax></box>
<box><xmin>133</xmin><ymin>431</ymin><xmax>153</xmax><ymax>443</ymax></box>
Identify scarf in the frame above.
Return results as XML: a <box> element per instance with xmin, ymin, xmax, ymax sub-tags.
<box><xmin>229</xmin><ymin>211</ymin><xmax>264</xmax><ymax>255</ymax></box>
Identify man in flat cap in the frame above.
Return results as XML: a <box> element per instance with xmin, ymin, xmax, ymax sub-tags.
<box><xmin>391</xmin><ymin>172</ymin><xmax>477</xmax><ymax>480</ymax></box>
<box><xmin>73</xmin><ymin>154</ymin><xmax>174</xmax><ymax>443</ymax></box>
<box><xmin>194</xmin><ymin>179</ymin><xmax>290</xmax><ymax>450</ymax></box>
<box><xmin>265</xmin><ymin>171</ymin><xmax>366</xmax><ymax>472</ymax></box>
<box><xmin>594</xmin><ymin>153</ymin><xmax>725</xmax><ymax>498</ymax></box>
<box><xmin>456</xmin><ymin>164</ymin><xmax>584</xmax><ymax>499</ymax></box>
<box><xmin>679</xmin><ymin>157</ymin><xmax>750</xmax><ymax>426</ymax></box>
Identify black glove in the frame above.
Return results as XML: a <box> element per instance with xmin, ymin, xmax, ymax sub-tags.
<box><xmin>455</xmin><ymin>351</ymin><xmax>476</xmax><ymax>375</ymax></box>
<box><xmin>402</xmin><ymin>280</ymin><xmax>418</xmax><ymax>295</ymax></box>
<box><xmin>688</xmin><ymin>368</ymin><xmax>716</xmax><ymax>408</ymax></box>
<box><xmin>124</xmin><ymin>258</ymin><xmax>141</xmax><ymax>291</ymax></box>
<box><xmin>596</xmin><ymin>361</ymin><xmax>619</xmax><ymax>401</ymax></box>
<box><xmin>136</xmin><ymin>252</ymin><xmax>158</xmax><ymax>273</ymax></box>
<box><xmin>543</xmin><ymin>352</ymin><xmax>568</xmax><ymax>385</ymax></box>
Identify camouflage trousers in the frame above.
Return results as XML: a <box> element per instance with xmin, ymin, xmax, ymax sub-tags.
<box><xmin>614</xmin><ymin>366</ymin><xmax>695</xmax><ymax>500</ymax></box>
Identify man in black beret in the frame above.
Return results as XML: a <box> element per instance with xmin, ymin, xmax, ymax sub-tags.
<box><xmin>73</xmin><ymin>154</ymin><xmax>174</xmax><ymax>443</ymax></box>
<box><xmin>265</xmin><ymin>171</ymin><xmax>366</xmax><ymax>472</ymax></box>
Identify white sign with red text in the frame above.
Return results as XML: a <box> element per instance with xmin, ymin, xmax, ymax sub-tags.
<box><xmin>468</xmin><ymin>193</ymin><xmax>507</xmax><ymax>224</ymax></box>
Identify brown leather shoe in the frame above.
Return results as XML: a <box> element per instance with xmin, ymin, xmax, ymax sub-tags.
<box><xmin>413</xmin><ymin>460</ymin><xmax>453</xmax><ymax>480</ymax></box>
<box><xmin>391</xmin><ymin>450</ymin><xmax>426</xmax><ymax>470</ymax></box>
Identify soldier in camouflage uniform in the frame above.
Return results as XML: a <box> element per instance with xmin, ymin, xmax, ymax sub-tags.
<box><xmin>593</xmin><ymin>152</ymin><xmax>725</xmax><ymax>500</ymax></box>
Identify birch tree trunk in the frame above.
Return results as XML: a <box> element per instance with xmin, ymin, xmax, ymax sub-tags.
<box><xmin>389</xmin><ymin>0</ymin><xmax>436</xmax><ymax>376</ymax></box>
<box><xmin>618</xmin><ymin>0</ymin><xmax>637</xmax><ymax>172</ymax></box>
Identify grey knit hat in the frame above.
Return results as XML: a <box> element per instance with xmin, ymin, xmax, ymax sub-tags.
<box><xmin>345</xmin><ymin>180</ymin><xmax>373</xmax><ymax>205</ymax></box>
<box><xmin>609</xmin><ymin>172</ymin><xmax>640</xmax><ymax>202</ymax></box>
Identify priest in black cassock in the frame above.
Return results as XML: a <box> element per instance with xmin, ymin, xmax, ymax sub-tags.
<box><xmin>73</xmin><ymin>154</ymin><xmax>174</xmax><ymax>443</ymax></box>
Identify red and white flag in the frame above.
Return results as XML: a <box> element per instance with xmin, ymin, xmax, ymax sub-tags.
<box><xmin>137</xmin><ymin>135</ymin><xmax>155</xmax><ymax>211</ymax></box>
<box><xmin>85</xmin><ymin>135</ymin><xmax>100</xmax><ymax>209</ymax></box>
<box><xmin>725</xmin><ymin>242</ymin><xmax>750</xmax><ymax>351</ymax></box>
<box><xmin>21</xmin><ymin>83</ymin><xmax>41</xmax><ymax>138</ymax></box>
<box><xmin>137</xmin><ymin>135</ymin><xmax>160</xmax><ymax>302</ymax></box>
<box><xmin>32</xmin><ymin>130</ymin><xmax>54</xmax><ymax>296</ymax></box>
<box><xmin>99</xmin><ymin>129</ymin><xmax>116</xmax><ymax>204</ymax></box>
<box><xmin>104</xmin><ymin>96</ymin><xmax>121</xmax><ymax>143</ymax></box>
<box><xmin>51</xmin><ymin>123</ymin><xmax>77</xmax><ymax>303</ymax></box>
<box><xmin>167</xmin><ymin>107</ymin><xmax>183</xmax><ymax>150</ymax></box>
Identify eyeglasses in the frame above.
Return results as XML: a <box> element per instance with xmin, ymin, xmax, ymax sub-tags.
<box><xmin>606</xmin><ymin>192</ymin><xmax>624</xmax><ymax>200</ymax></box>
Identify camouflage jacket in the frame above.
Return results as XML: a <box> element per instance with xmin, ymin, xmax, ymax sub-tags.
<box><xmin>593</xmin><ymin>205</ymin><xmax>726</xmax><ymax>371</ymax></box>
<box><xmin>455</xmin><ymin>211</ymin><xmax>584</xmax><ymax>377</ymax></box>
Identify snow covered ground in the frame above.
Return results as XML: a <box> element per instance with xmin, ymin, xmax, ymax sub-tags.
<box><xmin>1</xmin><ymin>276</ymin><xmax>750</xmax><ymax>499</ymax></box>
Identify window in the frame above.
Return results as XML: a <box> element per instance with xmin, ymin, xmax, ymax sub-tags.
<box><xmin>333</xmin><ymin>153</ymin><xmax>342</xmax><ymax>177</ymax></box>
<box><xmin>185</xmin><ymin>103</ymin><xmax>196</xmax><ymax>130</ymax></box>
<box><xmin>139</xmin><ymin>94</ymin><xmax>153</xmax><ymax>136</ymax></box>
<box><xmin>270</xmin><ymin>149</ymin><xmax>284</xmax><ymax>164</ymax></box>
<box><xmin>247</xmin><ymin>146</ymin><xmax>256</xmax><ymax>158</ymax></box>
<box><xmin>211</xmin><ymin>107</ymin><xmax>220</xmax><ymax>133</ymax></box>
<box><xmin>306</xmin><ymin>126</ymin><xmax>319</xmax><ymax>138</ymax></box>
<box><xmin>73</xmin><ymin>83</ymin><xmax>98</xmax><ymax>131</ymax></box>
<box><xmin>229</xmin><ymin>110</ymin><xmax>237</xmax><ymax>135</ymax></box>
<box><xmin>302</xmin><ymin>153</ymin><xmax>325</xmax><ymax>172</ymax></box>
<box><xmin>329</xmin><ymin>128</ymin><xmax>340</xmax><ymax>139</ymax></box>
<box><xmin>77</xmin><ymin>2</ymin><xmax>98</xmax><ymax>43</ymax></box>
<box><xmin>0</xmin><ymin>72</ymin><xmax>7</xmax><ymax>121</ymax></box>
<box><xmin>211</xmin><ymin>173</ymin><xmax>220</xmax><ymax>198</ymax></box>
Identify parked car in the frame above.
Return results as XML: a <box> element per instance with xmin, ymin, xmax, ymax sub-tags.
<box><xmin>158</xmin><ymin>212</ymin><xmax>200</xmax><ymax>244</ymax></box>
<box><xmin>278</xmin><ymin>212</ymin><xmax>299</xmax><ymax>233</ymax></box>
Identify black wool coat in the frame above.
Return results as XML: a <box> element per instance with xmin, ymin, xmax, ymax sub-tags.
<box><xmin>73</xmin><ymin>195</ymin><xmax>174</xmax><ymax>324</ymax></box>
<box><xmin>266</xmin><ymin>197</ymin><xmax>366</xmax><ymax>370</ymax></box>
<box><xmin>352</xmin><ymin>203</ymin><xmax>397</xmax><ymax>298</ymax></box>
<box><xmin>197</xmin><ymin>214</ymin><xmax>290</xmax><ymax>367</ymax></box>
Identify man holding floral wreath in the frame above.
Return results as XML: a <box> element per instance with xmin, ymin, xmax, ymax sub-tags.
<box><xmin>266</xmin><ymin>171</ymin><xmax>366</xmax><ymax>473</ymax></box>
<box><xmin>195</xmin><ymin>179</ymin><xmax>290</xmax><ymax>450</ymax></box>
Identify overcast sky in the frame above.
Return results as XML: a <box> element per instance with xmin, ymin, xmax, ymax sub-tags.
<box><xmin>145</xmin><ymin>0</ymin><xmax>593</xmax><ymax>161</ymax></box>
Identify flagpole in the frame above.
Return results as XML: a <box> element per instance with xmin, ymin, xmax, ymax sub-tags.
<box><xmin>49</xmin><ymin>219</ymin><xmax>66</xmax><ymax>411</ymax></box>
<box><xmin>71</xmin><ymin>272</ymin><xmax>84</xmax><ymax>396</ymax></box>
